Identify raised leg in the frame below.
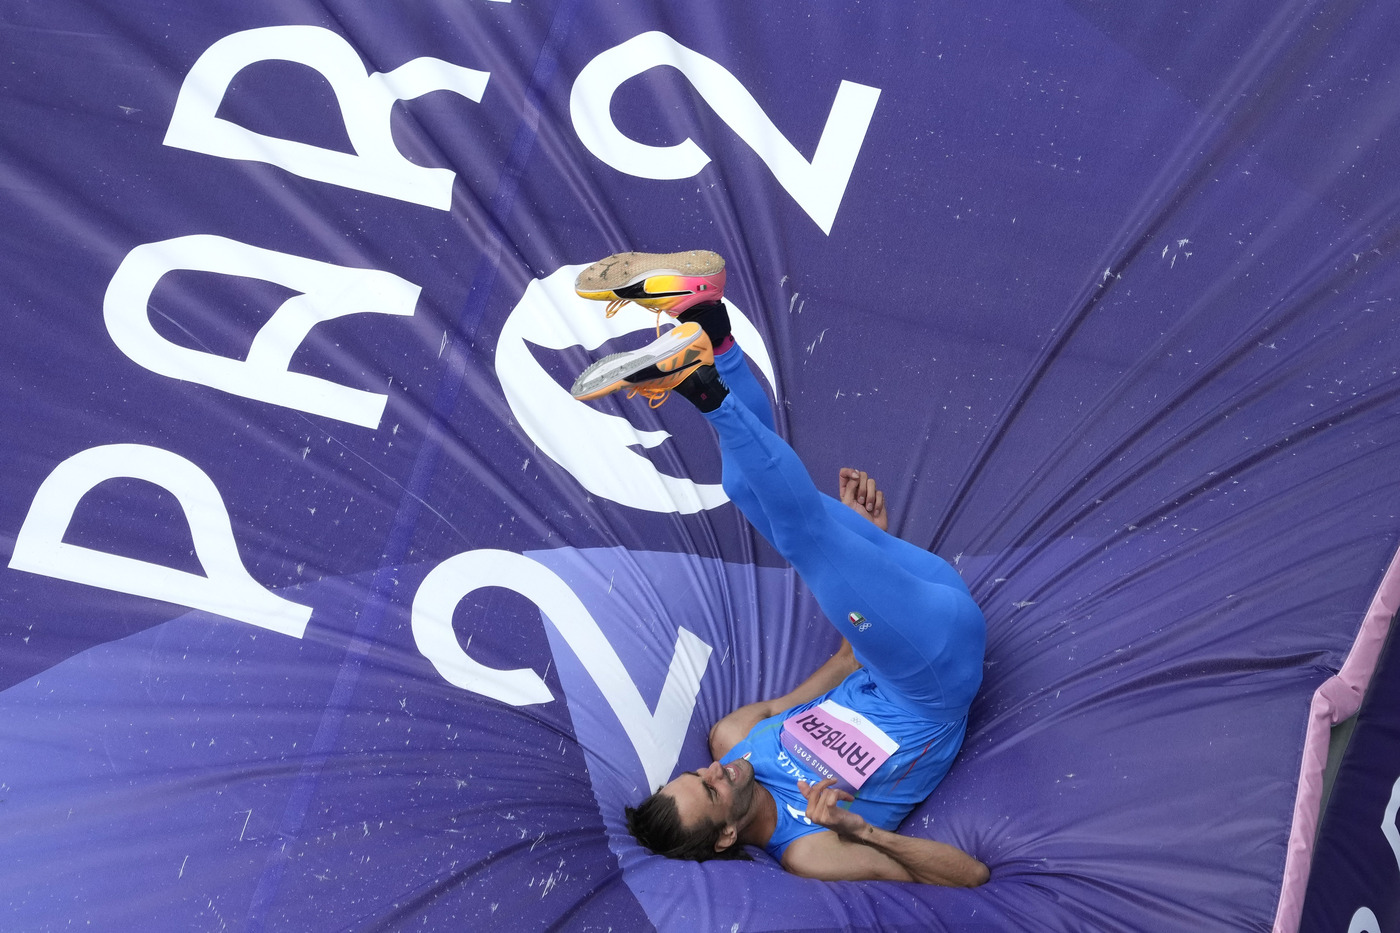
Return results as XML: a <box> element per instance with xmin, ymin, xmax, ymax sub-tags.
<box><xmin>704</xmin><ymin>395</ymin><xmax>985</xmax><ymax>718</ymax></box>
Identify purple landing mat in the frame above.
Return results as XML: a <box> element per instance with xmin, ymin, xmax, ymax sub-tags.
<box><xmin>3</xmin><ymin>0</ymin><xmax>1400</xmax><ymax>930</ymax></box>
<box><xmin>0</xmin><ymin>568</ymin><xmax>650</xmax><ymax>931</ymax></box>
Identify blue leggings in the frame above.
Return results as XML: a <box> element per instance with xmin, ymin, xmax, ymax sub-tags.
<box><xmin>708</xmin><ymin>346</ymin><xmax>986</xmax><ymax>720</ymax></box>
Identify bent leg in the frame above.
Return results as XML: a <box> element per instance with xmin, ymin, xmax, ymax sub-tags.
<box><xmin>707</xmin><ymin>348</ymin><xmax>969</xmax><ymax>592</ymax></box>
<box><xmin>705</xmin><ymin>396</ymin><xmax>985</xmax><ymax>716</ymax></box>
<box><xmin>711</xmin><ymin>345</ymin><xmax>966</xmax><ymax>593</ymax></box>
<box><xmin>820</xmin><ymin>496</ymin><xmax>971</xmax><ymax>594</ymax></box>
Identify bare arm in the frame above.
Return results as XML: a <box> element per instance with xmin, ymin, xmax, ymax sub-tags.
<box><xmin>709</xmin><ymin>641</ymin><xmax>861</xmax><ymax>759</ymax></box>
<box><xmin>782</xmin><ymin>778</ymin><xmax>989</xmax><ymax>887</ymax></box>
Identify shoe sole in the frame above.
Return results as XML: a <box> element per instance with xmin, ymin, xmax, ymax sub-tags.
<box><xmin>575</xmin><ymin>250</ymin><xmax>725</xmax><ymax>293</ymax></box>
<box><xmin>571</xmin><ymin>322</ymin><xmax>713</xmax><ymax>400</ymax></box>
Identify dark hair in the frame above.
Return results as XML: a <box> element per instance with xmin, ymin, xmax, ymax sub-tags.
<box><xmin>624</xmin><ymin>791</ymin><xmax>752</xmax><ymax>862</ymax></box>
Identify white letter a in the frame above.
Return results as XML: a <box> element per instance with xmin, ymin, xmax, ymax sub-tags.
<box><xmin>104</xmin><ymin>235</ymin><xmax>419</xmax><ymax>428</ymax></box>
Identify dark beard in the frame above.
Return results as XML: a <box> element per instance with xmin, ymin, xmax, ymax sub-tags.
<box><xmin>727</xmin><ymin>762</ymin><xmax>756</xmax><ymax>822</ymax></box>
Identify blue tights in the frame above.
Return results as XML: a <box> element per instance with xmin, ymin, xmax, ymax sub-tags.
<box><xmin>706</xmin><ymin>346</ymin><xmax>986</xmax><ymax>720</ymax></box>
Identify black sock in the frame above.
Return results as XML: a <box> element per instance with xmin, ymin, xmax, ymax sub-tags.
<box><xmin>677</xmin><ymin>300</ymin><xmax>731</xmax><ymax>346</ymax></box>
<box><xmin>673</xmin><ymin>364</ymin><xmax>728</xmax><ymax>413</ymax></box>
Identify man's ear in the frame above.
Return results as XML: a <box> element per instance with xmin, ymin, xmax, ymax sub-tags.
<box><xmin>715</xmin><ymin>823</ymin><xmax>738</xmax><ymax>852</ymax></box>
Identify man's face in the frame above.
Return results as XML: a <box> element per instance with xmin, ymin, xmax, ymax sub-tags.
<box><xmin>662</xmin><ymin>757</ymin><xmax>757</xmax><ymax>847</ymax></box>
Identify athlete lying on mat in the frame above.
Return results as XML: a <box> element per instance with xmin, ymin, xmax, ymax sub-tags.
<box><xmin>569</xmin><ymin>251</ymin><xmax>989</xmax><ymax>886</ymax></box>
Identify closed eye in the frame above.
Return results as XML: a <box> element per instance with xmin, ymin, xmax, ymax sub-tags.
<box><xmin>692</xmin><ymin>772</ymin><xmax>717</xmax><ymax>802</ymax></box>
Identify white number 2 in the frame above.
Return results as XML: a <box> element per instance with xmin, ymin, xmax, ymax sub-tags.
<box><xmin>411</xmin><ymin>549</ymin><xmax>711</xmax><ymax>791</ymax></box>
<box><xmin>570</xmin><ymin>31</ymin><xmax>880</xmax><ymax>235</ymax></box>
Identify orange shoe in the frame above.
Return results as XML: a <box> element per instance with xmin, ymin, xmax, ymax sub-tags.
<box><xmin>570</xmin><ymin>322</ymin><xmax>715</xmax><ymax>408</ymax></box>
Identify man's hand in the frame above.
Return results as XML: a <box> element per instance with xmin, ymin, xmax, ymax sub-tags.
<box><xmin>784</xmin><ymin>777</ymin><xmax>990</xmax><ymax>887</ymax></box>
<box><xmin>839</xmin><ymin>468</ymin><xmax>888</xmax><ymax>532</ymax></box>
<box><xmin>797</xmin><ymin>777</ymin><xmax>868</xmax><ymax>840</ymax></box>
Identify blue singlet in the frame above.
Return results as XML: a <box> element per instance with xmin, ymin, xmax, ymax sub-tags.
<box><xmin>721</xmin><ymin>668</ymin><xmax>967</xmax><ymax>860</ymax></box>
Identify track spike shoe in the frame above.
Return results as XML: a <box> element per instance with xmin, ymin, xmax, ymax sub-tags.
<box><xmin>570</xmin><ymin>321</ymin><xmax>715</xmax><ymax>408</ymax></box>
